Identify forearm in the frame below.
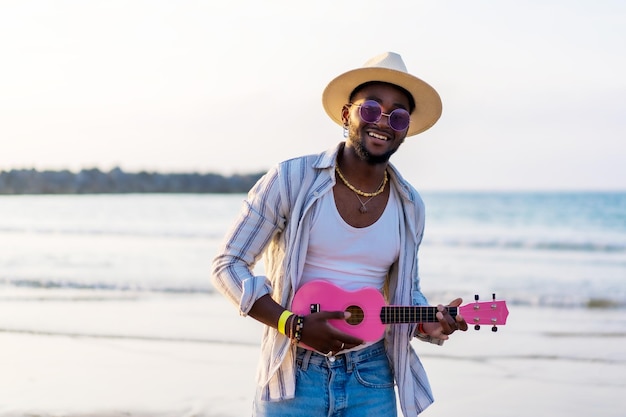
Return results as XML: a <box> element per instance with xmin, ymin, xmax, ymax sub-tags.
<box><xmin>248</xmin><ymin>293</ymin><xmax>288</xmax><ymax>330</ymax></box>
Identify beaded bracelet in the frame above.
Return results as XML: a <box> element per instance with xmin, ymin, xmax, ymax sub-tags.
<box><xmin>292</xmin><ymin>315</ymin><xmax>304</xmax><ymax>343</ymax></box>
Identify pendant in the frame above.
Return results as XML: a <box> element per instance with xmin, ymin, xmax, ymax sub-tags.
<box><xmin>355</xmin><ymin>193</ymin><xmax>374</xmax><ymax>214</ymax></box>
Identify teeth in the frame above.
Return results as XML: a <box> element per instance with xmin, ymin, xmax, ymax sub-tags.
<box><xmin>369</xmin><ymin>132</ymin><xmax>388</xmax><ymax>141</ymax></box>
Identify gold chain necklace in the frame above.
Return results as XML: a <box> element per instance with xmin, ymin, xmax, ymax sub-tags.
<box><xmin>335</xmin><ymin>165</ymin><xmax>388</xmax><ymax>198</ymax></box>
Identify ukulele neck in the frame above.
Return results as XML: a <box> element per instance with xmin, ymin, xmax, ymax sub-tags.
<box><xmin>380</xmin><ymin>306</ymin><xmax>458</xmax><ymax>324</ymax></box>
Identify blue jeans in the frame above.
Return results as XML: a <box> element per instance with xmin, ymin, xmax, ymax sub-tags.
<box><xmin>253</xmin><ymin>340</ymin><xmax>397</xmax><ymax>417</ymax></box>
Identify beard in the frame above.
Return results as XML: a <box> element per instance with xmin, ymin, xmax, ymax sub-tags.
<box><xmin>349</xmin><ymin>130</ymin><xmax>401</xmax><ymax>165</ymax></box>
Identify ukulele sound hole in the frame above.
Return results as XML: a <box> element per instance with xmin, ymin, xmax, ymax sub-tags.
<box><xmin>345</xmin><ymin>305</ymin><xmax>364</xmax><ymax>325</ymax></box>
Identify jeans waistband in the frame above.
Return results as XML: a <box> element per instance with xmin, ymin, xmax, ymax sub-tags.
<box><xmin>296</xmin><ymin>340</ymin><xmax>386</xmax><ymax>371</ymax></box>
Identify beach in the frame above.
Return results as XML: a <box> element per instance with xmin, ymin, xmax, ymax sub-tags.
<box><xmin>0</xmin><ymin>192</ymin><xmax>624</xmax><ymax>416</ymax></box>
<box><xmin>1</xmin><ymin>289</ymin><xmax>624</xmax><ymax>417</ymax></box>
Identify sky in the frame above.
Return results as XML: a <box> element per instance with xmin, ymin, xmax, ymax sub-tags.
<box><xmin>1</xmin><ymin>0</ymin><xmax>625</xmax><ymax>191</ymax></box>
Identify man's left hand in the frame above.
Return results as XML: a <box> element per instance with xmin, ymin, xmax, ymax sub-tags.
<box><xmin>421</xmin><ymin>298</ymin><xmax>469</xmax><ymax>340</ymax></box>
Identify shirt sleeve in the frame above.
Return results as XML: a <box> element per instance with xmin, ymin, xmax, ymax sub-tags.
<box><xmin>211</xmin><ymin>167</ymin><xmax>286</xmax><ymax>315</ymax></box>
<box><xmin>407</xmin><ymin>187</ymin><xmax>444</xmax><ymax>345</ymax></box>
<box><xmin>414</xmin><ymin>329</ymin><xmax>445</xmax><ymax>346</ymax></box>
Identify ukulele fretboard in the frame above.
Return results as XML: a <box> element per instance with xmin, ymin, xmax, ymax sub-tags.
<box><xmin>380</xmin><ymin>306</ymin><xmax>459</xmax><ymax>324</ymax></box>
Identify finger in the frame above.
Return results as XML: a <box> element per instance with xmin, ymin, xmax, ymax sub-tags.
<box><xmin>333</xmin><ymin>341</ymin><xmax>350</xmax><ymax>352</ymax></box>
<box><xmin>446</xmin><ymin>299</ymin><xmax>468</xmax><ymax>332</ymax></box>
<box><xmin>324</xmin><ymin>338</ymin><xmax>359</xmax><ymax>354</ymax></box>
<box><xmin>319</xmin><ymin>312</ymin><xmax>363</xmax><ymax>341</ymax></box>
<box><xmin>430</xmin><ymin>327</ymin><xmax>450</xmax><ymax>341</ymax></box>
<box><xmin>447</xmin><ymin>298</ymin><xmax>463</xmax><ymax>307</ymax></box>
<box><xmin>436</xmin><ymin>304</ymin><xmax>457</xmax><ymax>334</ymax></box>
<box><xmin>317</xmin><ymin>310</ymin><xmax>351</xmax><ymax>321</ymax></box>
<box><xmin>437</xmin><ymin>304</ymin><xmax>456</xmax><ymax>323</ymax></box>
<box><xmin>312</xmin><ymin>311</ymin><xmax>364</xmax><ymax>346</ymax></box>
<box><xmin>455</xmin><ymin>313</ymin><xmax>469</xmax><ymax>331</ymax></box>
<box><xmin>323</xmin><ymin>337</ymin><xmax>360</xmax><ymax>355</ymax></box>
<box><xmin>334</xmin><ymin>328</ymin><xmax>365</xmax><ymax>346</ymax></box>
<box><xmin>337</xmin><ymin>336</ymin><xmax>364</xmax><ymax>349</ymax></box>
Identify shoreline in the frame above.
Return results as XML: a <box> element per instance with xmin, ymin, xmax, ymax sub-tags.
<box><xmin>0</xmin><ymin>292</ymin><xmax>624</xmax><ymax>416</ymax></box>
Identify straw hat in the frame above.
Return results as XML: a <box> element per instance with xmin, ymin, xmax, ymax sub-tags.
<box><xmin>322</xmin><ymin>52</ymin><xmax>442</xmax><ymax>137</ymax></box>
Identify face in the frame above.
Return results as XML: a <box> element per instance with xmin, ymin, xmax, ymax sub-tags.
<box><xmin>342</xmin><ymin>83</ymin><xmax>411</xmax><ymax>165</ymax></box>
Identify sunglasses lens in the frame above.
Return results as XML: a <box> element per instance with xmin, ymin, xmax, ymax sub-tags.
<box><xmin>358</xmin><ymin>100</ymin><xmax>382</xmax><ymax>123</ymax></box>
<box><xmin>357</xmin><ymin>100</ymin><xmax>410</xmax><ymax>131</ymax></box>
<box><xmin>389</xmin><ymin>109</ymin><xmax>411</xmax><ymax>131</ymax></box>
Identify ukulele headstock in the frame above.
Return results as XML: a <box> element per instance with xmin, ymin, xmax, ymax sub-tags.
<box><xmin>458</xmin><ymin>294</ymin><xmax>509</xmax><ymax>332</ymax></box>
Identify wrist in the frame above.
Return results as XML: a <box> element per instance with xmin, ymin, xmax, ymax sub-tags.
<box><xmin>291</xmin><ymin>315</ymin><xmax>304</xmax><ymax>343</ymax></box>
<box><xmin>277</xmin><ymin>310</ymin><xmax>294</xmax><ymax>335</ymax></box>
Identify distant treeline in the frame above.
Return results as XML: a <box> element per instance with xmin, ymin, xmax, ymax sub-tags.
<box><xmin>0</xmin><ymin>167</ymin><xmax>265</xmax><ymax>194</ymax></box>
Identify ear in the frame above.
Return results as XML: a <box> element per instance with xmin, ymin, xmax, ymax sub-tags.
<box><xmin>341</xmin><ymin>104</ymin><xmax>351</xmax><ymax>126</ymax></box>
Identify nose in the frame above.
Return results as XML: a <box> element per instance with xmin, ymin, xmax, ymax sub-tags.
<box><xmin>376</xmin><ymin>111</ymin><xmax>393</xmax><ymax>130</ymax></box>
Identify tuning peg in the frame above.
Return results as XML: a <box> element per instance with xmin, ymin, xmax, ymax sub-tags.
<box><xmin>474</xmin><ymin>324</ymin><xmax>481</xmax><ymax>331</ymax></box>
<box><xmin>474</xmin><ymin>294</ymin><xmax>479</xmax><ymax>301</ymax></box>
<box><xmin>492</xmin><ymin>326</ymin><xmax>498</xmax><ymax>332</ymax></box>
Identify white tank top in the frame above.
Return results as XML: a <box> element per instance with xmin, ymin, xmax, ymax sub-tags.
<box><xmin>300</xmin><ymin>187</ymin><xmax>400</xmax><ymax>292</ymax></box>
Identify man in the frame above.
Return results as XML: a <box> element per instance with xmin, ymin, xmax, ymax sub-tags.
<box><xmin>212</xmin><ymin>52</ymin><xmax>468</xmax><ymax>417</ymax></box>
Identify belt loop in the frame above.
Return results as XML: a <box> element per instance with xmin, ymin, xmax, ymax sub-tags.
<box><xmin>345</xmin><ymin>350</ymin><xmax>354</xmax><ymax>373</ymax></box>
<box><xmin>300</xmin><ymin>349</ymin><xmax>313</xmax><ymax>371</ymax></box>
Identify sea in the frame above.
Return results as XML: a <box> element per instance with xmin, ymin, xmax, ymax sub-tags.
<box><xmin>0</xmin><ymin>191</ymin><xmax>624</xmax><ymax>309</ymax></box>
<box><xmin>1</xmin><ymin>191</ymin><xmax>625</xmax><ymax>417</ymax></box>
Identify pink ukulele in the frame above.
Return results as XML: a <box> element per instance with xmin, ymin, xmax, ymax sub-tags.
<box><xmin>291</xmin><ymin>280</ymin><xmax>509</xmax><ymax>342</ymax></box>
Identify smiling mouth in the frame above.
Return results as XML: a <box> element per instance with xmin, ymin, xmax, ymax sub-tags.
<box><xmin>368</xmin><ymin>131</ymin><xmax>390</xmax><ymax>141</ymax></box>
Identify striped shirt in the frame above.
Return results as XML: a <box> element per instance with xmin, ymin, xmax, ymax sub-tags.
<box><xmin>211</xmin><ymin>142</ymin><xmax>439</xmax><ymax>416</ymax></box>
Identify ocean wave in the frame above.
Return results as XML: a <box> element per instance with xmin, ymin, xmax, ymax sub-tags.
<box><xmin>2</xmin><ymin>225</ymin><xmax>624</xmax><ymax>254</ymax></box>
<box><xmin>0</xmin><ymin>278</ymin><xmax>212</xmax><ymax>296</ymax></box>
<box><xmin>505</xmin><ymin>295</ymin><xmax>626</xmax><ymax>309</ymax></box>
<box><xmin>0</xmin><ymin>327</ymin><xmax>257</xmax><ymax>346</ymax></box>
<box><xmin>0</xmin><ymin>225</ymin><xmax>224</xmax><ymax>240</ymax></box>
<box><xmin>2</xmin><ymin>278</ymin><xmax>625</xmax><ymax>310</ymax></box>
<box><xmin>417</xmin><ymin>288</ymin><xmax>626</xmax><ymax>311</ymax></box>
<box><xmin>425</xmin><ymin>238</ymin><xmax>626</xmax><ymax>253</ymax></box>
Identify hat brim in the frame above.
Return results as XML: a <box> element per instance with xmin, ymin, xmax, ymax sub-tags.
<box><xmin>322</xmin><ymin>67</ymin><xmax>442</xmax><ymax>137</ymax></box>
